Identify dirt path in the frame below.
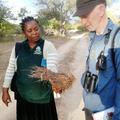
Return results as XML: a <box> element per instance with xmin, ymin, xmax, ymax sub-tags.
<box><xmin>56</xmin><ymin>33</ymin><xmax>88</xmax><ymax>120</ymax></box>
<box><xmin>0</xmin><ymin>32</ymin><xmax>88</xmax><ymax>120</ymax></box>
<box><xmin>0</xmin><ymin>42</ymin><xmax>16</xmax><ymax>120</ymax></box>
<box><xmin>0</xmin><ymin>42</ymin><xmax>15</xmax><ymax>91</ymax></box>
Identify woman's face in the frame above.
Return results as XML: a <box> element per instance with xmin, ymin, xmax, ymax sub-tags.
<box><xmin>23</xmin><ymin>20</ymin><xmax>41</xmax><ymax>43</ymax></box>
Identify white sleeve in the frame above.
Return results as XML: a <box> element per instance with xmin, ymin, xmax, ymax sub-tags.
<box><xmin>3</xmin><ymin>46</ymin><xmax>16</xmax><ymax>88</ymax></box>
<box><xmin>43</xmin><ymin>40</ymin><xmax>60</xmax><ymax>99</ymax></box>
<box><xmin>43</xmin><ymin>40</ymin><xmax>58</xmax><ymax>73</ymax></box>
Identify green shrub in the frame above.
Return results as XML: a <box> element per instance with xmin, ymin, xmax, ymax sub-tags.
<box><xmin>77</xmin><ymin>25</ymin><xmax>87</xmax><ymax>32</ymax></box>
<box><xmin>48</xmin><ymin>18</ymin><xmax>61</xmax><ymax>30</ymax></box>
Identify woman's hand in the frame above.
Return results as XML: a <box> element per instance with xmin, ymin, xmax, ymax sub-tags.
<box><xmin>2</xmin><ymin>88</ymin><xmax>11</xmax><ymax>107</ymax></box>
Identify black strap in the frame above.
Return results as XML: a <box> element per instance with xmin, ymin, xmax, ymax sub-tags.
<box><xmin>86</xmin><ymin>30</ymin><xmax>111</xmax><ymax>71</ymax></box>
<box><xmin>15</xmin><ymin>42</ymin><xmax>22</xmax><ymax>57</ymax></box>
<box><xmin>10</xmin><ymin>42</ymin><xmax>22</xmax><ymax>94</ymax></box>
<box><xmin>111</xmin><ymin>27</ymin><xmax>120</xmax><ymax>72</ymax></box>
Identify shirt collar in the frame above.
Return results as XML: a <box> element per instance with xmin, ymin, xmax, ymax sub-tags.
<box><xmin>23</xmin><ymin>38</ymin><xmax>44</xmax><ymax>50</ymax></box>
<box><xmin>89</xmin><ymin>19</ymin><xmax>114</xmax><ymax>40</ymax></box>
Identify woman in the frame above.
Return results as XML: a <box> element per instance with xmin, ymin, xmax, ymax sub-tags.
<box><xmin>2</xmin><ymin>16</ymin><xmax>74</xmax><ymax>120</ymax></box>
<box><xmin>2</xmin><ymin>16</ymin><xmax>58</xmax><ymax>120</ymax></box>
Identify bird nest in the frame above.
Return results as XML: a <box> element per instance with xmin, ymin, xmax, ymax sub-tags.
<box><xmin>31</xmin><ymin>67</ymin><xmax>75</xmax><ymax>93</ymax></box>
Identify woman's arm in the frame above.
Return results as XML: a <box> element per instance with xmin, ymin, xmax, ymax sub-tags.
<box><xmin>43</xmin><ymin>40</ymin><xmax>58</xmax><ymax>72</ymax></box>
<box><xmin>2</xmin><ymin>46</ymin><xmax>16</xmax><ymax>106</ymax></box>
<box><xmin>3</xmin><ymin>46</ymin><xmax>16</xmax><ymax>88</ymax></box>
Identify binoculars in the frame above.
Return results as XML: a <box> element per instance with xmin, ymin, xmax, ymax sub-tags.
<box><xmin>82</xmin><ymin>71</ymin><xmax>98</xmax><ymax>93</ymax></box>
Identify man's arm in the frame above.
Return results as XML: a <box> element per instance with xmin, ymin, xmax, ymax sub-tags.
<box><xmin>112</xmin><ymin>31</ymin><xmax>120</xmax><ymax>120</ymax></box>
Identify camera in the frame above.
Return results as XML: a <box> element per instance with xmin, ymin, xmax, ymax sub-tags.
<box><xmin>96</xmin><ymin>51</ymin><xmax>106</xmax><ymax>70</ymax></box>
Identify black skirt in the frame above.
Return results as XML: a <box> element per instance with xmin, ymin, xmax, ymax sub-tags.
<box><xmin>16</xmin><ymin>95</ymin><xmax>58</xmax><ymax>120</ymax></box>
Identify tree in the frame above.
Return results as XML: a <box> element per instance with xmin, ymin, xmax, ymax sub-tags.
<box><xmin>0</xmin><ymin>0</ymin><xmax>13</xmax><ymax>37</ymax></box>
<box><xmin>18</xmin><ymin>7</ymin><xmax>28</xmax><ymax>20</ymax></box>
<box><xmin>36</xmin><ymin>0</ymin><xmax>76</xmax><ymax>35</ymax></box>
<box><xmin>107</xmin><ymin>0</ymin><xmax>112</xmax><ymax>6</ymax></box>
<box><xmin>37</xmin><ymin>0</ymin><xmax>75</xmax><ymax>22</ymax></box>
<box><xmin>0</xmin><ymin>1</ymin><xmax>13</xmax><ymax>22</ymax></box>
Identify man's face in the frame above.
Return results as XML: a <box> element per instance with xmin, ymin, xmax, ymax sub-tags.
<box><xmin>80</xmin><ymin>5</ymin><xmax>103</xmax><ymax>32</ymax></box>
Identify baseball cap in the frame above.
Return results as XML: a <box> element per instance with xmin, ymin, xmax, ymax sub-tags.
<box><xmin>74</xmin><ymin>0</ymin><xmax>106</xmax><ymax>17</ymax></box>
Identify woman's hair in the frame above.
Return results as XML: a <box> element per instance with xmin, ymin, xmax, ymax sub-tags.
<box><xmin>20</xmin><ymin>16</ymin><xmax>39</xmax><ymax>32</ymax></box>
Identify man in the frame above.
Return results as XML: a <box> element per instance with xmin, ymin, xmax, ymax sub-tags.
<box><xmin>74</xmin><ymin>0</ymin><xmax>120</xmax><ymax>120</ymax></box>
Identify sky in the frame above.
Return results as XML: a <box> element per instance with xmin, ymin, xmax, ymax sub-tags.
<box><xmin>5</xmin><ymin>0</ymin><xmax>38</xmax><ymax>16</ymax></box>
<box><xmin>108</xmin><ymin>0</ymin><xmax>120</xmax><ymax>17</ymax></box>
<box><xmin>3</xmin><ymin>0</ymin><xmax>39</xmax><ymax>24</ymax></box>
<box><xmin>2</xmin><ymin>0</ymin><xmax>120</xmax><ymax>24</ymax></box>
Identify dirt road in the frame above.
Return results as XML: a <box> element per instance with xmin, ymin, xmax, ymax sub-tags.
<box><xmin>0</xmin><ymin>32</ymin><xmax>88</xmax><ymax>120</ymax></box>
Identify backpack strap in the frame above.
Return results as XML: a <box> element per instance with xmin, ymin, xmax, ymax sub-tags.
<box><xmin>111</xmin><ymin>27</ymin><xmax>120</xmax><ymax>72</ymax></box>
<box><xmin>11</xmin><ymin>42</ymin><xmax>22</xmax><ymax>97</ymax></box>
<box><xmin>15</xmin><ymin>42</ymin><xmax>22</xmax><ymax>57</ymax></box>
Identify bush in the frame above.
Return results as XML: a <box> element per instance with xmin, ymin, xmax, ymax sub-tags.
<box><xmin>77</xmin><ymin>25</ymin><xmax>87</xmax><ymax>32</ymax></box>
<box><xmin>60</xmin><ymin>23</ymin><xmax>72</xmax><ymax>30</ymax></box>
<box><xmin>0</xmin><ymin>20</ymin><xmax>21</xmax><ymax>41</ymax></box>
<box><xmin>48</xmin><ymin>18</ymin><xmax>61</xmax><ymax>30</ymax></box>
